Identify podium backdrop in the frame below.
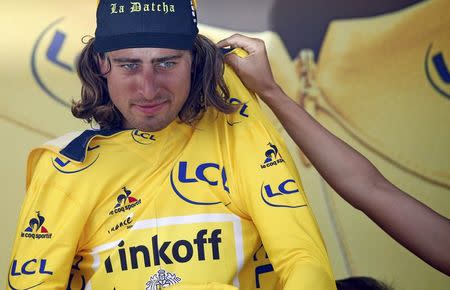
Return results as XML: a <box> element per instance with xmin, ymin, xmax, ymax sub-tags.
<box><xmin>1</xmin><ymin>1</ymin><xmax>449</xmax><ymax>289</ymax></box>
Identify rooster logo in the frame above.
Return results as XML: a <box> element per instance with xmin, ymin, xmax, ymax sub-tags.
<box><xmin>114</xmin><ymin>187</ymin><xmax>138</xmax><ymax>208</ymax></box>
<box><xmin>24</xmin><ymin>211</ymin><xmax>48</xmax><ymax>233</ymax></box>
<box><xmin>263</xmin><ymin>143</ymin><xmax>279</xmax><ymax>164</ymax></box>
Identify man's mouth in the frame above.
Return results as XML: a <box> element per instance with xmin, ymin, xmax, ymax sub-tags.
<box><xmin>133</xmin><ymin>101</ymin><xmax>167</xmax><ymax>115</ymax></box>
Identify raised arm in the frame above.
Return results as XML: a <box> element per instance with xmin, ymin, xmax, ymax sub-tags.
<box><xmin>217</xmin><ymin>34</ymin><xmax>450</xmax><ymax>276</ymax></box>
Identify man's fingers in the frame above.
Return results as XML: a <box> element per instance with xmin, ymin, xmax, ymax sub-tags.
<box><xmin>216</xmin><ymin>33</ymin><xmax>247</xmax><ymax>48</ymax></box>
<box><xmin>223</xmin><ymin>53</ymin><xmax>240</xmax><ymax>71</ymax></box>
<box><xmin>217</xmin><ymin>34</ymin><xmax>263</xmax><ymax>55</ymax></box>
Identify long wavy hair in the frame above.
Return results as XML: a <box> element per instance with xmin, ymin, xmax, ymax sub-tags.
<box><xmin>72</xmin><ymin>34</ymin><xmax>237</xmax><ymax>129</ymax></box>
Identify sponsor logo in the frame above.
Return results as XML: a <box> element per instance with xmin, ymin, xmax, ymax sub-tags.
<box><xmin>20</xmin><ymin>211</ymin><xmax>52</xmax><ymax>240</ymax></box>
<box><xmin>146</xmin><ymin>269</ymin><xmax>181</xmax><ymax>290</ymax></box>
<box><xmin>104</xmin><ymin>229</ymin><xmax>222</xmax><ymax>273</ymax></box>
<box><xmin>93</xmin><ymin>214</ymin><xmax>244</xmax><ymax>287</ymax></box>
<box><xmin>260</xmin><ymin>143</ymin><xmax>284</xmax><ymax>169</ymax></box>
<box><xmin>230</xmin><ymin>98</ymin><xmax>250</xmax><ymax>118</ymax></box>
<box><xmin>109</xmin><ymin>187</ymin><xmax>141</xmax><ymax>216</ymax></box>
<box><xmin>227</xmin><ymin>98</ymin><xmax>250</xmax><ymax>126</ymax></box>
<box><xmin>31</xmin><ymin>18</ymin><xmax>87</xmax><ymax>108</ymax></box>
<box><xmin>10</xmin><ymin>259</ymin><xmax>53</xmax><ymax>276</ymax></box>
<box><xmin>131</xmin><ymin>130</ymin><xmax>156</xmax><ymax>145</ymax></box>
<box><xmin>52</xmin><ymin>145</ymin><xmax>100</xmax><ymax>174</ymax></box>
<box><xmin>260</xmin><ymin>179</ymin><xmax>307</xmax><ymax>208</ymax></box>
<box><xmin>170</xmin><ymin>161</ymin><xmax>229</xmax><ymax>205</ymax></box>
<box><xmin>8</xmin><ymin>258</ymin><xmax>53</xmax><ymax>290</ymax></box>
<box><xmin>425</xmin><ymin>43</ymin><xmax>450</xmax><ymax>99</ymax></box>
<box><xmin>108</xmin><ymin>215</ymin><xmax>134</xmax><ymax>234</ymax></box>
<box><xmin>110</xmin><ymin>1</ymin><xmax>176</xmax><ymax>15</ymax></box>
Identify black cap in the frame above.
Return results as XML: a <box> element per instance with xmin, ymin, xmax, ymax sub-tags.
<box><xmin>94</xmin><ymin>1</ymin><xmax>199</xmax><ymax>52</ymax></box>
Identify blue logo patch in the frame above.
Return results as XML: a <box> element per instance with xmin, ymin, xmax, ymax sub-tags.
<box><xmin>170</xmin><ymin>161</ymin><xmax>229</xmax><ymax>205</ymax></box>
<box><xmin>260</xmin><ymin>179</ymin><xmax>306</xmax><ymax>208</ymax></box>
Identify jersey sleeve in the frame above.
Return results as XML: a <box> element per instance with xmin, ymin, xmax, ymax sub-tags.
<box><xmin>223</xmin><ymin>67</ymin><xmax>336</xmax><ymax>290</ymax></box>
<box><xmin>8</xmin><ymin>149</ymin><xmax>86</xmax><ymax>289</ymax></box>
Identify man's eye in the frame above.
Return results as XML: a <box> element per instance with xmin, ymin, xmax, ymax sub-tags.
<box><xmin>158</xmin><ymin>61</ymin><xmax>176</xmax><ymax>69</ymax></box>
<box><xmin>121</xmin><ymin>63</ymin><xmax>139</xmax><ymax>70</ymax></box>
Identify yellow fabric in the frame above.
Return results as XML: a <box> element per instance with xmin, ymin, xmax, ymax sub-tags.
<box><xmin>199</xmin><ymin>25</ymin><xmax>302</xmax><ymax>134</ymax></box>
<box><xmin>299</xmin><ymin>1</ymin><xmax>450</xmax><ymax>287</ymax></box>
<box><xmin>317</xmin><ymin>0</ymin><xmax>450</xmax><ymax>187</ymax></box>
<box><xmin>8</xmin><ymin>66</ymin><xmax>335</xmax><ymax>289</ymax></box>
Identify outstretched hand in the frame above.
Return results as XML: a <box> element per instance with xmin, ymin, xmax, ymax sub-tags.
<box><xmin>217</xmin><ymin>34</ymin><xmax>281</xmax><ymax>101</ymax></box>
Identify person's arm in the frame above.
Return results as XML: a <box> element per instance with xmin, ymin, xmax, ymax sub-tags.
<box><xmin>221</xmin><ymin>64</ymin><xmax>336</xmax><ymax>289</ymax></box>
<box><xmin>217</xmin><ymin>34</ymin><xmax>450</xmax><ymax>276</ymax></box>
<box><xmin>8</xmin><ymin>150</ymin><xmax>86</xmax><ymax>289</ymax></box>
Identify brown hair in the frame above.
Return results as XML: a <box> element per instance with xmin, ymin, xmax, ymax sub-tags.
<box><xmin>72</xmin><ymin>34</ymin><xmax>237</xmax><ymax>129</ymax></box>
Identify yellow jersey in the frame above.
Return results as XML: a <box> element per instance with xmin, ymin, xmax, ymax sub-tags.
<box><xmin>8</xmin><ymin>67</ymin><xmax>335</xmax><ymax>290</ymax></box>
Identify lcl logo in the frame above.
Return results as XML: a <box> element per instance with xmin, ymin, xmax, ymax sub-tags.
<box><xmin>31</xmin><ymin>17</ymin><xmax>85</xmax><ymax>107</ymax></box>
<box><xmin>8</xmin><ymin>259</ymin><xmax>53</xmax><ymax>289</ymax></box>
<box><xmin>260</xmin><ymin>179</ymin><xmax>307</xmax><ymax>208</ymax></box>
<box><xmin>170</xmin><ymin>161</ymin><xmax>229</xmax><ymax>205</ymax></box>
<box><xmin>131</xmin><ymin>130</ymin><xmax>156</xmax><ymax>145</ymax></box>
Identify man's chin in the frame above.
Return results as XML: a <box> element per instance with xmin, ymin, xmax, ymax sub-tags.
<box><xmin>134</xmin><ymin>120</ymin><xmax>173</xmax><ymax>132</ymax></box>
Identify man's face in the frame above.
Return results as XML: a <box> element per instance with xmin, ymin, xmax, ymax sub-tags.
<box><xmin>100</xmin><ymin>47</ymin><xmax>192</xmax><ymax>131</ymax></box>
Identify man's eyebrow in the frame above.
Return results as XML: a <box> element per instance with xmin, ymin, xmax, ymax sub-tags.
<box><xmin>111</xmin><ymin>57</ymin><xmax>142</xmax><ymax>63</ymax></box>
<box><xmin>152</xmin><ymin>54</ymin><xmax>184</xmax><ymax>63</ymax></box>
<box><xmin>111</xmin><ymin>54</ymin><xmax>184</xmax><ymax>64</ymax></box>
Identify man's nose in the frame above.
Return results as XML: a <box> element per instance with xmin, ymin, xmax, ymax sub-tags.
<box><xmin>138</xmin><ymin>67</ymin><xmax>159</xmax><ymax>100</ymax></box>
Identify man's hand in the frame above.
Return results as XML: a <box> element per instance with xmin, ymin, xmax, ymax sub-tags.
<box><xmin>217</xmin><ymin>34</ymin><xmax>281</xmax><ymax>101</ymax></box>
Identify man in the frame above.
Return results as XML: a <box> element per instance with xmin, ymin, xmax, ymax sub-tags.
<box><xmin>8</xmin><ymin>1</ymin><xmax>335</xmax><ymax>289</ymax></box>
